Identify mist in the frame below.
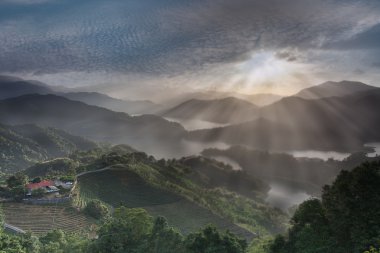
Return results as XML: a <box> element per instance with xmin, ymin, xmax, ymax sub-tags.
<box><xmin>1</xmin><ymin>0</ymin><xmax>380</xmax><ymax>251</ymax></box>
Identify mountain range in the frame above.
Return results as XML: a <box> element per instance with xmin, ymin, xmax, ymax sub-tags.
<box><xmin>0</xmin><ymin>76</ymin><xmax>379</xmax><ymax>154</ymax></box>
<box><xmin>60</xmin><ymin>92</ymin><xmax>159</xmax><ymax>115</ymax></box>
<box><xmin>0</xmin><ymin>75</ymin><xmax>53</xmax><ymax>100</ymax></box>
<box><xmin>188</xmin><ymin>88</ymin><xmax>380</xmax><ymax>152</ymax></box>
<box><xmin>162</xmin><ymin>97</ymin><xmax>258</xmax><ymax>124</ymax></box>
<box><xmin>294</xmin><ymin>80</ymin><xmax>377</xmax><ymax>99</ymax></box>
<box><xmin>0</xmin><ymin>94</ymin><xmax>185</xmax><ymax>156</ymax></box>
<box><xmin>0</xmin><ymin>76</ymin><xmax>159</xmax><ymax>115</ymax></box>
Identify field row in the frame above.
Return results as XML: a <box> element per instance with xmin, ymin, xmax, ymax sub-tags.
<box><xmin>2</xmin><ymin>203</ymin><xmax>95</xmax><ymax>236</ymax></box>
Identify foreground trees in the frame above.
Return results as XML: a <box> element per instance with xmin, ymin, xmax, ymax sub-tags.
<box><xmin>269</xmin><ymin>161</ymin><xmax>380</xmax><ymax>253</ymax></box>
<box><xmin>0</xmin><ymin>206</ymin><xmax>247</xmax><ymax>253</ymax></box>
<box><xmin>91</xmin><ymin>207</ymin><xmax>247</xmax><ymax>253</ymax></box>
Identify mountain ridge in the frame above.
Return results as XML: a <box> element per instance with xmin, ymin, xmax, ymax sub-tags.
<box><xmin>294</xmin><ymin>80</ymin><xmax>378</xmax><ymax>99</ymax></box>
<box><xmin>162</xmin><ymin>97</ymin><xmax>258</xmax><ymax>124</ymax></box>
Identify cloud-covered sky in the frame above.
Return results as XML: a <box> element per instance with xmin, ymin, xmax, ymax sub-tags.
<box><xmin>0</xmin><ymin>0</ymin><xmax>380</xmax><ymax>98</ymax></box>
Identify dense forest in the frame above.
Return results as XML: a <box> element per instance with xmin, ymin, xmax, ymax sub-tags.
<box><xmin>266</xmin><ymin>162</ymin><xmax>380</xmax><ymax>253</ymax></box>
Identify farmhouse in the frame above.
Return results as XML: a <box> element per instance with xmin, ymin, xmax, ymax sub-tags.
<box><xmin>26</xmin><ymin>180</ymin><xmax>59</xmax><ymax>196</ymax></box>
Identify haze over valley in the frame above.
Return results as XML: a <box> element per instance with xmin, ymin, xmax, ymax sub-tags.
<box><xmin>1</xmin><ymin>1</ymin><xmax>380</xmax><ymax>252</ymax></box>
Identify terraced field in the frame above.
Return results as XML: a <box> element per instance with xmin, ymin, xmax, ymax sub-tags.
<box><xmin>77</xmin><ymin>168</ymin><xmax>254</xmax><ymax>239</ymax></box>
<box><xmin>2</xmin><ymin>202</ymin><xmax>95</xmax><ymax>236</ymax></box>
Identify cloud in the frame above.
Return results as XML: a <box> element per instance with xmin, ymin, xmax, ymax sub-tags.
<box><xmin>0</xmin><ymin>0</ymin><xmax>380</xmax><ymax>93</ymax></box>
<box><xmin>0</xmin><ymin>0</ymin><xmax>56</xmax><ymax>4</ymax></box>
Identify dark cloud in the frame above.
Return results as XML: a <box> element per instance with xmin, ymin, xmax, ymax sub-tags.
<box><xmin>327</xmin><ymin>23</ymin><xmax>380</xmax><ymax>50</ymax></box>
<box><xmin>0</xmin><ymin>0</ymin><xmax>379</xmax><ymax>83</ymax></box>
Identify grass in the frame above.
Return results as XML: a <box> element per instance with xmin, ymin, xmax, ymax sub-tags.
<box><xmin>76</xmin><ymin>168</ymin><xmax>255</xmax><ymax>240</ymax></box>
<box><xmin>2</xmin><ymin>202</ymin><xmax>95</xmax><ymax>236</ymax></box>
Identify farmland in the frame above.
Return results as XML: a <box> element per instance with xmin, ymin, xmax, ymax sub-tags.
<box><xmin>76</xmin><ymin>168</ymin><xmax>254</xmax><ymax>239</ymax></box>
<box><xmin>2</xmin><ymin>202</ymin><xmax>95</xmax><ymax>236</ymax></box>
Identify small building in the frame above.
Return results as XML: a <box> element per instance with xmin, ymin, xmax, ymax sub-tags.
<box><xmin>54</xmin><ymin>180</ymin><xmax>74</xmax><ymax>190</ymax></box>
<box><xmin>26</xmin><ymin>180</ymin><xmax>58</xmax><ymax>196</ymax></box>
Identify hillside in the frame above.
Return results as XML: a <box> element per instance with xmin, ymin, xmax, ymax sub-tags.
<box><xmin>188</xmin><ymin>90</ymin><xmax>380</xmax><ymax>152</ymax></box>
<box><xmin>61</xmin><ymin>92</ymin><xmax>159</xmax><ymax>115</ymax></box>
<box><xmin>2</xmin><ymin>202</ymin><xmax>94</xmax><ymax>236</ymax></box>
<box><xmin>0</xmin><ymin>94</ymin><xmax>186</xmax><ymax>155</ymax></box>
<box><xmin>27</xmin><ymin>148</ymin><xmax>287</xmax><ymax>237</ymax></box>
<box><xmin>294</xmin><ymin>80</ymin><xmax>377</xmax><ymax>99</ymax></box>
<box><xmin>268</xmin><ymin>161</ymin><xmax>380</xmax><ymax>253</ymax></box>
<box><xmin>202</xmin><ymin>146</ymin><xmax>380</xmax><ymax>194</ymax></box>
<box><xmin>162</xmin><ymin>97</ymin><xmax>258</xmax><ymax>124</ymax></box>
<box><xmin>77</xmin><ymin>168</ymin><xmax>254</xmax><ymax>239</ymax></box>
<box><xmin>0</xmin><ymin>75</ymin><xmax>53</xmax><ymax>100</ymax></box>
<box><xmin>0</xmin><ymin>123</ymin><xmax>97</xmax><ymax>173</ymax></box>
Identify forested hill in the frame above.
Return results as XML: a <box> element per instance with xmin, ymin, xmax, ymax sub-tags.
<box><xmin>0</xmin><ymin>94</ymin><xmax>186</xmax><ymax>155</ymax></box>
<box><xmin>267</xmin><ymin>161</ymin><xmax>380</xmax><ymax>253</ymax></box>
<box><xmin>0</xmin><ymin>123</ymin><xmax>97</xmax><ymax>173</ymax></box>
<box><xmin>24</xmin><ymin>147</ymin><xmax>287</xmax><ymax>237</ymax></box>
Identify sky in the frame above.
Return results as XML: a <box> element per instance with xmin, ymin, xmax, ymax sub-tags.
<box><xmin>0</xmin><ymin>0</ymin><xmax>380</xmax><ymax>100</ymax></box>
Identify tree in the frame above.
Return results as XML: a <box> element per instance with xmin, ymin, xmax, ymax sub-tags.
<box><xmin>39</xmin><ymin>229</ymin><xmax>88</xmax><ymax>253</ymax></box>
<box><xmin>10</xmin><ymin>185</ymin><xmax>26</xmax><ymax>201</ymax></box>
<box><xmin>84</xmin><ymin>200</ymin><xmax>110</xmax><ymax>220</ymax></box>
<box><xmin>268</xmin><ymin>162</ymin><xmax>380</xmax><ymax>253</ymax></box>
<box><xmin>323</xmin><ymin>162</ymin><xmax>380</xmax><ymax>253</ymax></box>
<box><xmin>7</xmin><ymin>173</ymin><xmax>28</xmax><ymax>189</ymax></box>
<box><xmin>32</xmin><ymin>177</ymin><xmax>42</xmax><ymax>184</ymax></box>
<box><xmin>185</xmin><ymin>225</ymin><xmax>247</xmax><ymax>253</ymax></box>
<box><xmin>144</xmin><ymin>216</ymin><xmax>185</xmax><ymax>253</ymax></box>
<box><xmin>93</xmin><ymin>207</ymin><xmax>153</xmax><ymax>253</ymax></box>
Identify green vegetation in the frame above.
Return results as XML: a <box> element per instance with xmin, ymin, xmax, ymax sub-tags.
<box><xmin>72</xmin><ymin>151</ymin><xmax>287</xmax><ymax>237</ymax></box>
<box><xmin>1</xmin><ymin>145</ymin><xmax>288</xmax><ymax>250</ymax></box>
<box><xmin>267</xmin><ymin>162</ymin><xmax>380</xmax><ymax>253</ymax></box>
<box><xmin>76</xmin><ymin>168</ymin><xmax>253</xmax><ymax>238</ymax></box>
<box><xmin>0</xmin><ymin>123</ymin><xmax>97</xmax><ymax>173</ymax></box>
<box><xmin>0</xmin><ymin>206</ymin><xmax>249</xmax><ymax>253</ymax></box>
<box><xmin>91</xmin><ymin>206</ymin><xmax>248</xmax><ymax>253</ymax></box>
<box><xmin>1</xmin><ymin>172</ymin><xmax>29</xmax><ymax>201</ymax></box>
<box><xmin>84</xmin><ymin>200</ymin><xmax>110</xmax><ymax>220</ymax></box>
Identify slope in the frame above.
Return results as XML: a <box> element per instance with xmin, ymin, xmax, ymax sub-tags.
<box><xmin>294</xmin><ymin>80</ymin><xmax>377</xmax><ymax>99</ymax></box>
<box><xmin>162</xmin><ymin>97</ymin><xmax>258</xmax><ymax>124</ymax></box>
<box><xmin>0</xmin><ymin>75</ymin><xmax>53</xmax><ymax>100</ymax></box>
<box><xmin>60</xmin><ymin>92</ymin><xmax>159</xmax><ymax>115</ymax></box>
<box><xmin>188</xmin><ymin>90</ymin><xmax>380</xmax><ymax>152</ymax></box>
<box><xmin>0</xmin><ymin>123</ymin><xmax>97</xmax><ymax>173</ymax></box>
<box><xmin>0</xmin><ymin>94</ymin><xmax>185</xmax><ymax>155</ymax></box>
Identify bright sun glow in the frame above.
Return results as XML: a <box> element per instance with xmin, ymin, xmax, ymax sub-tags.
<box><xmin>226</xmin><ymin>51</ymin><xmax>314</xmax><ymax>95</ymax></box>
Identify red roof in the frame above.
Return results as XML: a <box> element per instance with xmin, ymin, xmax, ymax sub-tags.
<box><xmin>26</xmin><ymin>180</ymin><xmax>54</xmax><ymax>190</ymax></box>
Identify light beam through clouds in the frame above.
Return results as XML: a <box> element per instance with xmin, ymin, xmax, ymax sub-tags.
<box><xmin>0</xmin><ymin>0</ymin><xmax>380</xmax><ymax>98</ymax></box>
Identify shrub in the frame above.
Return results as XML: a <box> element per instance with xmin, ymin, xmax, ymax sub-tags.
<box><xmin>84</xmin><ymin>200</ymin><xmax>109</xmax><ymax>219</ymax></box>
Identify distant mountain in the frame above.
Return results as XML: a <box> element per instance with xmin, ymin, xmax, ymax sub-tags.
<box><xmin>0</xmin><ymin>123</ymin><xmax>97</xmax><ymax>173</ymax></box>
<box><xmin>188</xmin><ymin>90</ymin><xmax>380</xmax><ymax>152</ymax></box>
<box><xmin>60</xmin><ymin>92</ymin><xmax>159</xmax><ymax>115</ymax></box>
<box><xmin>0</xmin><ymin>75</ymin><xmax>53</xmax><ymax>100</ymax></box>
<box><xmin>160</xmin><ymin>91</ymin><xmax>282</xmax><ymax>109</ymax></box>
<box><xmin>0</xmin><ymin>94</ymin><xmax>185</xmax><ymax>155</ymax></box>
<box><xmin>239</xmin><ymin>93</ymin><xmax>282</xmax><ymax>106</ymax></box>
<box><xmin>295</xmin><ymin>80</ymin><xmax>378</xmax><ymax>99</ymax></box>
<box><xmin>162</xmin><ymin>97</ymin><xmax>258</xmax><ymax>124</ymax></box>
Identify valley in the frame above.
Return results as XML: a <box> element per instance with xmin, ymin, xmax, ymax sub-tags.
<box><xmin>1</xmin><ymin>1</ymin><xmax>380</xmax><ymax>252</ymax></box>
<box><xmin>0</xmin><ymin>76</ymin><xmax>379</xmax><ymax>253</ymax></box>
